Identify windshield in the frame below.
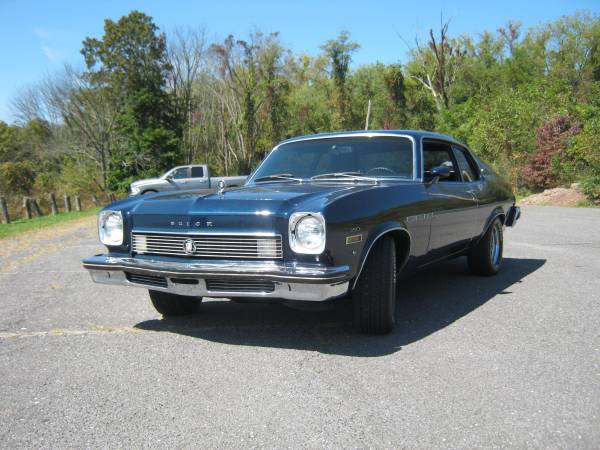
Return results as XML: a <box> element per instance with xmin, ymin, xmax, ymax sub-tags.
<box><xmin>250</xmin><ymin>136</ymin><xmax>414</xmax><ymax>182</ymax></box>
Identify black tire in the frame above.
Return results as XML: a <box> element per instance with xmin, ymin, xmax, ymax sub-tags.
<box><xmin>142</xmin><ymin>189</ymin><xmax>157</xmax><ymax>195</ymax></box>
<box><xmin>468</xmin><ymin>218</ymin><xmax>503</xmax><ymax>276</ymax></box>
<box><xmin>148</xmin><ymin>290</ymin><xmax>201</xmax><ymax>316</ymax></box>
<box><xmin>352</xmin><ymin>236</ymin><xmax>397</xmax><ymax>334</ymax></box>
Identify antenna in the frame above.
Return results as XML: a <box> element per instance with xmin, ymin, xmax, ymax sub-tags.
<box><xmin>365</xmin><ymin>98</ymin><xmax>372</xmax><ymax>131</ymax></box>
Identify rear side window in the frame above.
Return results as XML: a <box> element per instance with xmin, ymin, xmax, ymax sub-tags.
<box><xmin>191</xmin><ymin>166</ymin><xmax>204</xmax><ymax>178</ymax></box>
<box><xmin>423</xmin><ymin>141</ymin><xmax>460</xmax><ymax>182</ymax></box>
<box><xmin>453</xmin><ymin>147</ymin><xmax>479</xmax><ymax>182</ymax></box>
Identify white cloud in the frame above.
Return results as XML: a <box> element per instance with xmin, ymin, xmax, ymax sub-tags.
<box><xmin>33</xmin><ymin>28</ymin><xmax>64</xmax><ymax>62</ymax></box>
<box><xmin>41</xmin><ymin>44</ymin><xmax>62</xmax><ymax>61</ymax></box>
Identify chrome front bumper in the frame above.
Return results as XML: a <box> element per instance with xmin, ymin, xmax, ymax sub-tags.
<box><xmin>83</xmin><ymin>254</ymin><xmax>350</xmax><ymax>302</ymax></box>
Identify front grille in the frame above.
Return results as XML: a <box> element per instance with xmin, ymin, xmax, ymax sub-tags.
<box><xmin>131</xmin><ymin>232</ymin><xmax>283</xmax><ymax>259</ymax></box>
<box><xmin>126</xmin><ymin>272</ymin><xmax>168</xmax><ymax>288</ymax></box>
<box><xmin>205</xmin><ymin>279</ymin><xmax>275</xmax><ymax>293</ymax></box>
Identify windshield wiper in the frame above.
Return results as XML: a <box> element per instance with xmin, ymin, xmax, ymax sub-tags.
<box><xmin>310</xmin><ymin>172</ymin><xmax>379</xmax><ymax>183</ymax></box>
<box><xmin>254</xmin><ymin>173</ymin><xmax>303</xmax><ymax>183</ymax></box>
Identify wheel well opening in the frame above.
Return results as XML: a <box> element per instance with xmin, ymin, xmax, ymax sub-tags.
<box><xmin>389</xmin><ymin>229</ymin><xmax>411</xmax><ymax>271</ymax></box>
<box><xmin>351</xmin><ymin>228</ymin><xmax>411</xmax><ymax>291</ymax></box>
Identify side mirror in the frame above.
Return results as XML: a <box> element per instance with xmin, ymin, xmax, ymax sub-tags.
<box><xmin>428</xmin><ymin>165</ymin><xmax>451</xmax><ymax>183</ymax></box>
<box><xmin>165</xmin><ymin>174</ymin><xmax>174</xmax><ymax>182</ymax></box>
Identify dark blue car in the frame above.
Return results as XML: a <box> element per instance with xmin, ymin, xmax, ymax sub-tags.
<box><xmin>83</xmin><ymin>130</ymin><xmax>520</xmax><ymax>334</ymax></box>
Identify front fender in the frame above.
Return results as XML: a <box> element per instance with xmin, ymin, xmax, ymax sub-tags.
<box><xmin>352</xmin><ymin>221</ymin><xmax>411</xmax><ymax>290</ymax></box>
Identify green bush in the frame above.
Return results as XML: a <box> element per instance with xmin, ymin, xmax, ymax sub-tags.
<box><xmin>580</xmin><ymin>175</ymin><xmax>600</xmax><ymax>201</ymax></box>
<box><xmin>0</xmin><ymin>161</ymin><xmax>36</xmax><ymax>196</ymax></box>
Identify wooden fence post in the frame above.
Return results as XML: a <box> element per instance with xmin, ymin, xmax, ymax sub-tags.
<box><xmin>0</xmin><ymin>196</ymin><xmax>9</xmax><ymax>224</ymax></box>
<box><xmin>49</xmin><ymin>193</ymin><xmax>58</xmax><ymax>215</ymax></box>
<box><xmin>74</xmin><ymin>195</ymin><xmax>82</xmax><ymax>211</ymax></box>
<box><xmin>31</xmin><ymin>198</ymin><xmax>42</xmax><ymax>216</ymax></box>
<box><xmin>23</xmin><ymin>197</ymin><xmax>32</xmax><ymax>219</ymax></box>
<box><xmin>63</xmin><ymin>194</ymin><xmax>71</xmax><ymax>213</ymax></box>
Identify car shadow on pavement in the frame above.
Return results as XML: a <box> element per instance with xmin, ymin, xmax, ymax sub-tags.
<box><xmin>135</xmin><ymin>257</ymin><xmax>545</xmax><ymax>357</ymax></box>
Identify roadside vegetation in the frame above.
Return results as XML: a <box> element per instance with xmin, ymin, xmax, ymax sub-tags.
<box><xmin>1</xmin><ymin>10</ymin><xmax>599</xmax><ymax>213</ymax></box>
<box><xmin>0</xmin><ymin>208</ymin><xmax>99</xmax><ymax>240</ymax></box>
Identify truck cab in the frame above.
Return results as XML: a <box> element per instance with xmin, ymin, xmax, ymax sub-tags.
<box><xmin>162</xmin><ymin>165</ymin><xmax>211</xmax><ymax>190</ymax></box>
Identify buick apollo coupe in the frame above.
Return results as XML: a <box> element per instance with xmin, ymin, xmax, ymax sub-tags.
<box><xmin>83</xmin><ymin>130</ymin><xmax>520</xmax><ymax>334</ymax></box>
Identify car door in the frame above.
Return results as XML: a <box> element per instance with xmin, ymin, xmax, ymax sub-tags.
<box><xmin>424</xmin><ymin>140</ymin><xmax>479</xmax><ymax>259</ymax></box>
<box><xmin>167</xmin><ymin>166</ymin><xmax>192</xmax><ymax>189</ymax></box>
<box><xmin>452</xmin><ymin>145</ymin><xmax>488</xmax><ymax>233</ymax></box>
<box><xmin>185</xmin><ymin>166</ymin><xmax>210</xmax><ymax>190</ymax></box>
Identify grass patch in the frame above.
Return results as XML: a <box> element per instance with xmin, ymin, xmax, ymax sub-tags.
<box><xmin>576</xmin><ymin>199</ymin><xmax>600</xmax><ymax>208</ymax></box>
<box><xmin>0</xmin><ymin>208</ymin><xmax>99</xmax><ymax>240</ymax></box>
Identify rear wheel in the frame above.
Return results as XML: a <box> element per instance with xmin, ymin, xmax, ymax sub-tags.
<box><xmin>468</xmin><ymin>218</ymin><xmax>503</xmax><ymax>276</ymax></box>
<box><xmin>148</xmin><ymin>290</ymin><xmax>201</xmax><ymax>316</ymax></box>
<box><xmin>352</xmin><ymin>236</ymin><xmax>397</xmax><ymax>334</ymax></box>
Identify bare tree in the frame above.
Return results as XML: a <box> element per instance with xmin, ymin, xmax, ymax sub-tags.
<box><xmin>167</xmin><ymin>28</ymin><xmax>207</xmax><ymax>164</ymax></box>
<box><xmin>409</xmin><ymin>18</ymin><xmax>465</xmax><ymax>111</ymax></box>
<box><xmin>498</xmin><ymin>21</ymin><xmax>521</xmax><ymax>57</ymax></box>
<box><xmin>12</xmin><ymin>66</ymin><xmax>118</xmax><ymax>189</ymax></box>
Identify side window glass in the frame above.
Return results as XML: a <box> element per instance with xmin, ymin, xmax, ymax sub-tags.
<box><xmin>171</xmin><ymin>167</ymin><xmax>189</xmax><ymax>179</ymax></box>
<box><xmin>423</xmin><ymin>143</ymin><xmax>459</xmax><ymax>182</ymax></box>
<box><xmin>190</xmin><ymin>166</ymin><xmax>204</xmax><ymax>178</ymax></box>
<box><xmin>453</xmin><ymin>148</ymin><xmax>478</xmax><ymax>182</ymax></box>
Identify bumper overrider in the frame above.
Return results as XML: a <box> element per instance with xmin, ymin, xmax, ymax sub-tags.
<box><xmin>82</xmin><ymin>254</ymin><xmax>351</xmax><ymax>302</ymax></box>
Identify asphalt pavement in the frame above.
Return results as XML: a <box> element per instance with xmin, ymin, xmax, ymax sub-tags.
<box><xmin>0</xmin><ymin>206</ymin><xmax>599</xmax><ymax>448</ymax></box>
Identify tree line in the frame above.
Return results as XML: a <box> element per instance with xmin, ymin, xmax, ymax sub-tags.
<box><xmin>1</xmin><ymin>10</ymin><xmax>599</xmax><ymax>205</ymax></box>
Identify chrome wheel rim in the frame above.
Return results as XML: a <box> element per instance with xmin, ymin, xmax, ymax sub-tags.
<box><xmin>490</xmin><ymin>223</ymin><xmax>501</xmax><ymax>266</ymax></box>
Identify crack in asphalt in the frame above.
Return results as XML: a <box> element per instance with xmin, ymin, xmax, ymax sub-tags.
<box><xmin>0</xmin><ymin>322</ymin><xmax>345</xmax><ymax>340</ymax></box>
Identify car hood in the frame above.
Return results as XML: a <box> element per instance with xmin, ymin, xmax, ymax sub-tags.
<box><xmin>131</xmin><ymin>178</ymin><xmax>164</xmax><ymax>187</ymax></box>
<box><xmin>128</xmin><ymin>182</ymin><xmax>393</xmax><ymax>230</ymax></box>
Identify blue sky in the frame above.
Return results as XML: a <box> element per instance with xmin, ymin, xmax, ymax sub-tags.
<box><xmin>0</xmin><ymin>0</ymin><xmax>597</xmax><ymax>123</ymax></box>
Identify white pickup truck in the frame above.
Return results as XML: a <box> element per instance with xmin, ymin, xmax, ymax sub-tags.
<box><xmin>129</xmin><ymin>164</ymin><xmax>247</xmax><ymax>196</ymax></box>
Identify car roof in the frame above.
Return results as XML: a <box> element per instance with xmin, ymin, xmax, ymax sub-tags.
<box><xmin>277</xmin><ymin>130</ymin><xmax>465</xmax><ymax>147</ymax></box>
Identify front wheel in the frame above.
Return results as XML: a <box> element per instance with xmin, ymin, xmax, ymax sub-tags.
<box><xmin>149</xmin><ymin>290</ymin><xmax>201</xmax><ymax>316</ymax></box>
<box><xmin>352</xmin><ymin>236</ymin><xmax>397</xmax><ymax>334</ymax></box>
<box><xmin>468</xmin><ymin>218</ymin><xmax>503</xmax><ymax>276</ymax></box>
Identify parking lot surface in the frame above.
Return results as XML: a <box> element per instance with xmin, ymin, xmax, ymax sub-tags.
<box><xmin>0</xmin><ymin>206</ymin><xmax>599</xmax><ymax>448</ymax></box>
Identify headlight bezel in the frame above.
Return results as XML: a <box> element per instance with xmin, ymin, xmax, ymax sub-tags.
<box><xmin>98</xmin><ymin>210</ymin><xmax>124</xmax><ymax>246</ymax></box>
<box><xmin>289</xmin><ymin>212</ymin><xmax>326</xmax><ymax>254</ymax></box>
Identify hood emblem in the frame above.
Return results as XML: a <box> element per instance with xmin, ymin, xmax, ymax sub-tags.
<box><xmin>183</xmin><ymin>239</ymin><xmax>196</xmax><ymax>255</ymax></box>
<box><xmin>217</xmin><ymin>179</ymin><xmax>226</xmax><ymax>196</ymax></box>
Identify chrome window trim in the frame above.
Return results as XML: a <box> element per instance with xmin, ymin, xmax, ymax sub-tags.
<box><xmin>247</xmin><ymin>132</ymin><xmax>418</xmax><ymax>184</ymax></box>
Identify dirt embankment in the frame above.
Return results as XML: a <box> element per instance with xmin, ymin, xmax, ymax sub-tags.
<box><xmin>520</xmin><ymin>183</ymin><xmax>588</xmax><ymax>207</ymax></box>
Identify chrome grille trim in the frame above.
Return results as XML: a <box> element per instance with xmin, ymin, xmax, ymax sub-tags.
<box><xmin>205</xmin><ymin>279</ymin><xmax>276</xmax><ymax>293</ymax></box>
<box><xmin>131</xmin><ymin>232</ymin><xmax>283</xmax><ymax>259</ymax></box>
<box><xmin>125</xmin><ymin>272</ymin><xmax>168</xmax><ymax>288</ymax></box>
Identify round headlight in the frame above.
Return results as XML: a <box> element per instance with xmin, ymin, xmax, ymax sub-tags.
<box><xmin>99</xmin><ymin>210</ymin><xmax>123</xmax><ymax>246</ymax></box>
<box><xmin>290</xmin><ymin>213</ymin><xmax>325</xmax><ymax>254</ymax></box>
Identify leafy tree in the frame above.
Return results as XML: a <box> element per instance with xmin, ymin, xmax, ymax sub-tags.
<box><xmin>321</xmin><ymin>31</ymin><xmax>359</xmax><ymax>129</ymax></box>
<box><xmin>0</xmin><ymin>121</ymin><xmax>21</xmax><ymax>162</ymax></box>
<box><xmin>0</xmin><ymin>161</ymin><xmax>36</xmax><ymax>195</ymax></box>
<box><xmin>81</xmin><ymin>10</ymin><xmax>181</xmax><ymax>191</ymax></box>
